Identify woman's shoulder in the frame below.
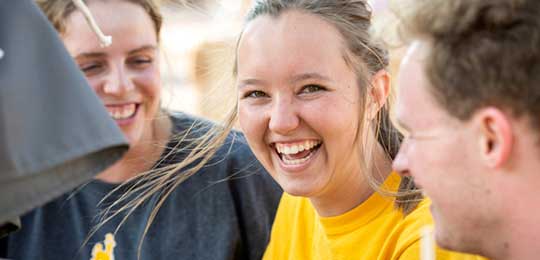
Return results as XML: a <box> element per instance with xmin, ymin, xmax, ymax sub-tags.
<box><xmin>168</xmin><ymin>112</ymin><xmax>216</xmax><ymax>135</ymax></box>
<box><xmin>164</xmin><ymin>111</ymin><xmax>279</xmax><ymax>188</ymax></box>
<box><xmin>381</xmin><ymin>198</ymin><xmax>433</xmax><ymax>247</ymax></box>
<box><xmin>167</xmin><ymin>112</ymin><xmax>255</xmax><ymax>162</ymax></box>
<box><xmin>168</xmin><ymin>112</ymin><xmax>245</xmax><ymax>146</ymax></box>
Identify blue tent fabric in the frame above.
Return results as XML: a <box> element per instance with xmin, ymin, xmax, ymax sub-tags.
<box><xmin>0</xmin><ymin>0</ymin><xmax>128</xmax><ymax>234</ymax></box>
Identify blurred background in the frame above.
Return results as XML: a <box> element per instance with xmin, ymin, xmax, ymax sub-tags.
<box><xmin>157</xmin><ymin>0</ymin><xmax>400</xmax><ymax>123</ymax></box>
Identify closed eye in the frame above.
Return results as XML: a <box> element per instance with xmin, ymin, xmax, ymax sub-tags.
<box><xmin>79</xmin><ymin>62</ymin><xmax>104</xmax><ymax>75</ymax></box>
<box><xmin>128</xmin><ymin>56</ymin><xmax>153</xmax><ymax>69</ymax></box>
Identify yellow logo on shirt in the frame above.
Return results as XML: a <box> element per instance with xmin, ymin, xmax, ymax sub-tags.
<box><xmin>90</xmin><ymin>233</ymin><xmax>116</xmax><ymax>260</ymax></box>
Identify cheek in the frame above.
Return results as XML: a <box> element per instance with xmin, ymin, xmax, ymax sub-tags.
<box><xmin>430</xmin><ymin>141</ymin><xmax>463</xmax><ymax>167</ymax></box>
<box><xmin>135</xmin><ymin>69</ymin><xmax>161</xmax><ymax>102</ymax></box>
<box><xmin>317</xmin><ymin>100</ymin><xmax>360</xmax><ymax>146</ymax></box>
<box><xmin>238</xmin><ymin>104</ymin><xmax>274</xmax><ymax>167</ymax></box>
<box><xmin>410</xmin><ymin>141</ymin><xmax>461</xmax><ymax>187</ymax></box>
<box><xmin>304</xmin><ymin>100</ymin><xmax>361</xmax><ymax>173</ymax></box>
<box><xmin>238</xmin><ymin>104</ymin><xmax>265</xmax><ymax>145</ymax></box>
<box><xmin>86</xmin><ymin>77</ymin><xmax>103</xmax><ymax>93</ymax></box>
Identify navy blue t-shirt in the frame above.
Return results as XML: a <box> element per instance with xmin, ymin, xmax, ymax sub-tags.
<box><xmin>0</xmin><ymin>113</ymin><xmax>282</xmax><ymax>260</ymax></box>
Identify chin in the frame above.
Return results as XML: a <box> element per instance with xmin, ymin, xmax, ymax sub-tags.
<box><xmin>280</xmin><ymin>181</ymin><xmax>320</xmax><ymax>198</ymax></box>
<box><xmin>283</xmin><ymin>188</ymin><xmax>310</xmax><ymax>197</ymax></box>
<box><xmin>434</xmin><ymin>223</ymin><xmax>469</xmax><ymax>254</ymax></box>
<box><xmin>434</xmin><ymin>227</ymin><xmax>453</xmax><ymax>250</ymax></box>
<box><xmin>123</xmin><ymin>129</ymin><xmax>144</xmax><ymax>148</ymax></box>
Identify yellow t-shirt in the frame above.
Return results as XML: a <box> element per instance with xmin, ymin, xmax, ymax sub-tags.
<box><xmin>263</xmin><ymin>174</ymin><xmax>486</xmax><ymax>260</ymax></box>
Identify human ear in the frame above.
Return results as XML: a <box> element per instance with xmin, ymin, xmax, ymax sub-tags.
<box><xmin>475</xmin><ymin>107</ymin><xmax>513</xmax><ymax>168</ymax></box>
<box><xmin>367</xmin><ymin>69</ymin><xmax>390</xmax><ymax>119</ymax></box>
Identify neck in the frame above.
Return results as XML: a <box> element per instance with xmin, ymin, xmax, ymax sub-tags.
<box><xmin>97</xmin><ymin>114</ymin><xmax>172</xmax><ymax>183</ymax></box>
<box><xmin>310</xmin><ymin>142</ymin><xmax>392</xmax><ymax>217</ymax></box>
<box><xmin>487</xmin><ymin>231</ymin><xmax>540</xmax><ymax>260</ymax></box>
<box><xmin>491</xmin><ymin>202</ymin><xmax>540</xmax><ymax>259</ymax></box>
<box><xmin>483</xmin><ymin>168</ymin><xmax>540</xmax><ymax>260</ymax></box>
<box><xmin>310</xmin><ymin>172</ymin><xmax>376</xmax><ymax>217</ymax></box>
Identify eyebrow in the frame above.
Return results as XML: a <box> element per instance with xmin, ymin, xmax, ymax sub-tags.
<box><xmin>237</xmin><ymin>78</ymin><xmax>266</xmax><ymax>89</ymax></box>
<box><xmin>74</xmin><ymin>52</ymin><xmax>105</xmax><ymax>60</ymax></box>
<box><xmin>128</xmin><ymin>45</ymin><xmax>157</xmax><ymax>55</ymax></box>
<box><xmin>289</xmin><ymin>73</ymin><xmax>332</xmax><ymax>84</ymax></box>
<box><xmin>74</xmin><ymin>45</ymin><xmax>157</xmax><ymax>59</ymax></box>
<box><xmin>237</xmin><ymin>72</ymin><xmax>332</xmax><ymax>89</ymax></box>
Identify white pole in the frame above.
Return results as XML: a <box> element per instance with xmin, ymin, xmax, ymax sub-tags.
<box><xmin>421</xmin><ymin>226</ymin><xmax>435</xmax><ymax>260</ymax></box>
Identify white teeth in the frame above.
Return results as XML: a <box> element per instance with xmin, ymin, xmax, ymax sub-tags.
<box><xmin>275</xmin><ymin>140</ymin><xmax>320</xmax><ymax>155</ymax></box>
<box><xmin>107</xmin><ymin>104</ymin><xmax>136</xmax><ymax>120</ymax></box>
<box><xmin>281</xmin><ymin>149</ymin><xmax>317</xmax><ymax>165</ymax></box>
<box><xmin>285</xmin><ymin>146</ymin><xmax>292</xmax><ymax>154</ymax></box>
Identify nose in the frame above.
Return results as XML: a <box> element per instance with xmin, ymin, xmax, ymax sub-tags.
<box><xmin>392</xmin><ymin>145</ymin><xmax>411</xmax><ymax>177</ymax></box>
<box><xmin>102</xmin><ymin>64</ymin><xmax>135</xmax><ymax>94</ymax></box>
<box><xmin>268</xmin><ymin>96</ymin><xmax>300</xmax><ymax>135</ymax></box>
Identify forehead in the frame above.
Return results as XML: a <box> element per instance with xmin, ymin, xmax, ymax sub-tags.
<box><xmin>63</xmin><ymin>1</ymin><xmax>157</xmax><ymax>55</ymax></box>
<box><xmin>237</xmin><ymin>10</ymin><xmax>351</xmax><ymax>77</ymax></box>
<box><xmin>395</xmin><ymin>41</ymin><xmax>443</xmax><ymax>128</ymax></box>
